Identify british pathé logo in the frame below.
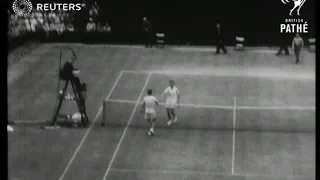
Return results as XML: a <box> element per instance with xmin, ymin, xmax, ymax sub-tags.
<box><xmin>280</xmin><ymin>0</ymin><xmax>308</xmax><ymax>33</ymax></box>
<box><xmin>281</xmin><ymin>0</ymin><xmax>307</xmax><ymax>16</ymax></box>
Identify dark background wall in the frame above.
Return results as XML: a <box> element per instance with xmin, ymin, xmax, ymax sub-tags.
<box><xmin>8</xmin><ymin>0</ymin><xmax>315</xmax><ymax>46</ymax></box>
<box><xmin>98</xmin><ymin>0</ymin><xmax>315</xmax><ymax>45</ymax></box>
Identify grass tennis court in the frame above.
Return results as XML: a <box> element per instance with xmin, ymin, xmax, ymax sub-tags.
<box><xmin>8</xmin><ymin>44</ymin><xmax>315</xmax><ymax>180</ymax></box>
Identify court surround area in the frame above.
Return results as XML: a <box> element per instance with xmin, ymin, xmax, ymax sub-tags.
<box><xmin>8</xmin><ymin>44</ymin><xmax>315</xmax><ymax>180</ymax></box>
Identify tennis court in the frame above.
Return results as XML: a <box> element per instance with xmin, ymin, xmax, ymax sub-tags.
<box><xmin>8</xmin><ymin>44</ymin><xmax>315</xmax><ymax>180</ymax></box>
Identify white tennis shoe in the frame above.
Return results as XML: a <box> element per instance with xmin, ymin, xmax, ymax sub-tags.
<box><xmin>167</xmin><ymin>120</ymin><xmax>172</xmax><ymax>126</ymax></box>
<box><xmin>148</xmin><ymin>128</ymin><xmax>155</xmax><ymax>136</ymax></box>
<box><xmin>150</xmin><ymin>128</ymin><xmax>155</xmax><ymax>135</ymax></box>
<box><xmin>173</xmin><ymin>116</ymin><xmax>178</xmax><ymax>123</ymax></box>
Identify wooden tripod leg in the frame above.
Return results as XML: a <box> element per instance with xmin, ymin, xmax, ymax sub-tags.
<box><xmin>80</xmin><ymin>98</ymin><xmax>90</xmax><ymax>125</ymax></box>
<box><xmin>52</xmin><ymin>80</ymin><xmax>69</xmax><ymax>125</ymax></box>
<box><xmin>70</xmin><ymin>80</ymin><xmax>89</xmax><ymax>126</ymax></box>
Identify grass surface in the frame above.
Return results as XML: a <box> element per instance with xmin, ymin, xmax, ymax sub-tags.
<box><xmin>8</xmin><ymin>44</ymin><xmax>315</xmax><ymax>180</ymax></box>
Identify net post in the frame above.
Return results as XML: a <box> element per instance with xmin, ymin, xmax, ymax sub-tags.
<box><xmin>102</xmin><ymin>100</ymin><xmax>107</xmax><ymax>125</ymax></box>
<box><xmin>233</xmin><ymin>97</ymin><xmax>236</xmax><ymax>129</ymax></box>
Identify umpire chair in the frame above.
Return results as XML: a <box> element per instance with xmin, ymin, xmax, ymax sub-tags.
<box><xmin>51</xmin><ymin>64</ymin><xmax>90</xmax><ymax>127</ymax></box>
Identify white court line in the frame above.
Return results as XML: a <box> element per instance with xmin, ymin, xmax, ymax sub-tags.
<box><xmin>231</xmin><ymin>97</ymin><xmax>236</xmax><ymax>175</ymax></box>
<box><xmin>121</xmin><ymin>69</ymin><xmax>315</xmax><ymax>80</ymax></box>
<box><xmin>58</xmin><ymin>71</ymin><xmax>124</xmax><ymax>180</ymax></box>
<box><xmin>238</xmin><ymin>106</ymin><xmax>315</xmax><ymax>110</ymax></box>
<box><xmin>110</xmin><ymin>168</ymin><xmax>310</xmax><ymax>179</ymax></box>
<box><xmin>106</xmin><ymin>98</ymin><xmax>315</xmax><ymax>111</ymax></box>
<box><xmin>12</xmin><ymin>120</ymin><xmax>48</xmax><ymax>124</ymax></box>
<box><xmin>102</xmin><ymin>72</ymin><xmax>152</xmax><ymax>180</ymax></box>
<box><xmin>122</xmin><ymin>70</ymin><xmax>149</xmax><ymax>74</ymax></box>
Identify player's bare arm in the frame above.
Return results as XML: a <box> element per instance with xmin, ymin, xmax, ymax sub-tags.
<box><xmin>141</xmin><ymin>101</ymin><xmax>146</xmax><ymax>113</ymax></box>
<box><xmin>161</xmin><ymin>89</ymin><xmax>167</xmax><ymax>100</ymax></box>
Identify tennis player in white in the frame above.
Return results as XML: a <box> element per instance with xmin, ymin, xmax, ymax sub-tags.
<box><xmin>161</xmin><ymin>80</ymin><xmax>180</xmax><ymax>126</ymax></box>
<box><xmin>141</xmin><ymin>89</ymin><xmax>159</xmax><ymax>136</ymax></box>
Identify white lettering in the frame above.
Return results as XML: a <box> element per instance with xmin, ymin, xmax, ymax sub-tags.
<box><xmin>69</xmin><ymin>3</ymin><xmax>75</xmax><ymax>10</ymax></box>
<box><xmin>280</xmin><ymin>24</ymin><xmax>286</xmax><ymax>33</ymax></box>
<box><xmin>54</xmin><ymin>3</ymin><xmax>62</xmax><ymax>11</ymax></box>
<box><xmin>43</xmin><ymin>3</ymin><xmax>49</xmax><ymax>11</ymax></box>
<box><xmin>36</xmin><ymin>4</ymin><xmax>43</xmax><ymax>11</ymax></box>
<box><xmin>281</xmin><ymin>23</ymin><xmax>309</xmax><ymax>33</ymax></box>
<box><xmin>49</xmin><ymin>4</ymin><xmax>56</xmax><ymax>11</ymax></box>
<box><xmin>34</xmin><ymin>3</ymin><xmax>83</xmax><ymax>11</ymax></box>
<box><xmin>296</xmin><ymin>24</ymin><xmax>302</xmax><ymax>32</ymax></box>
<box><xmin>285</xmin><ymin>19</ymin><xmax>304</xmax><ymax>23</ymax></box>
<box><xmin>75</xmin><ymin>3</ymin><xmax>82</xmax><ymax>11</ymax></box>
<box><xmin>286</xmin><ymin>24</ymin><xmax>291</xmax><ymax>33</ymax></box>
<box><xmin>303</xmin><ymin>22</ymin><xmax>308</xmax><ymax>33</ymax></box>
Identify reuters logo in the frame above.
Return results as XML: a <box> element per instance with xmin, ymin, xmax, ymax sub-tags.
<box><xmin>12</xmin><ymin>0</ymin><xmax>33</xmax><ymax>16</ymax></box>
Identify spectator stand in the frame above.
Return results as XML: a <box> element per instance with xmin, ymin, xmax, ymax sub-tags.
<box><xmin>8</xmin><ymin>1</ymin><xmax>112</xmax><ymax>44</ymax></box>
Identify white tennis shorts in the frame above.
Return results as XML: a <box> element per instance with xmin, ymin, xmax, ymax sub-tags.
<box><xmin>165</xmin><ymin>99</ymin><xmax>177</xmax><ymax>109</ymax></box>
<box><xmin>145</xmin><ymin>112</ymin><xmax>156</xmax><ymax>120</ymax></box>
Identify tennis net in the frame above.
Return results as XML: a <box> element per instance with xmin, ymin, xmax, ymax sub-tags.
<box><xmin>102</xmin><ymin>98</ymin><xmax>315</xmax><ymax>133</ymax></box>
